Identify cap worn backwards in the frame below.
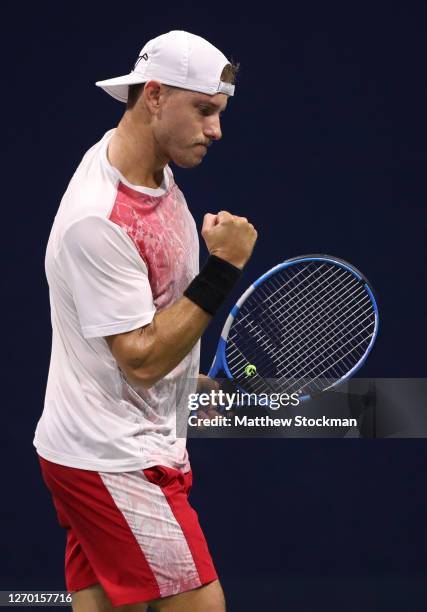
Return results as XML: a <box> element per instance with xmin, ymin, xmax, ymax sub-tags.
<box><xmin>95</xmin><ymin>30</ymin><xmax>235</xmax><ymax>103</ymax></box>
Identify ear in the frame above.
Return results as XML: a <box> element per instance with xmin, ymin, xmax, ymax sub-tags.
<box><xmin>143</xmin><ymin>81</ymin><xmax>168</xmax><ymax>115</ymax></box>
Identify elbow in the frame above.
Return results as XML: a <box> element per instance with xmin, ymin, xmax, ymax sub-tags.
<box><xmin>124</xmin><ymin>363</ymin><xmax>163</xmax><ymax>390</ymax></box>
<box><xmin>107</xmin><ymin>325</ymin><xmax>165</xmax><ymax>390</ymax></box>
<box><xmin>113</xmin><ymin>327</ymin><xmax>170</xmax><ymax>389</ymax></box>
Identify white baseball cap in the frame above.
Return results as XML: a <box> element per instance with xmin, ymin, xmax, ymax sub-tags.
<box><xmin>95</xmin><ymin>30</ymin><xmax>235</xmax><ymax>103</ymax></box>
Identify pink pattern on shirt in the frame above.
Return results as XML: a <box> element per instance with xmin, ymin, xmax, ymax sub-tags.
<box><xmin>109</xmin><ymin>174</ymin><xmax>198</xmax><ymax>310</ymax></box>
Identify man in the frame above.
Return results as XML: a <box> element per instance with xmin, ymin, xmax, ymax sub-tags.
<box><xmin>34</xmin><ymin>30</ymin><xmax>257</xmax><ymax>611</ymax></box>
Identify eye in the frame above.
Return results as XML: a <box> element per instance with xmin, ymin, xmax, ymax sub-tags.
<box><xmin>198</xmin><ymin>106</ymin><xmax>211</xmax><ymax>116</ymax></box>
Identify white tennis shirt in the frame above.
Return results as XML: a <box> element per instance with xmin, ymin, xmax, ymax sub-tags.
<box><xmin>33</xmin><ymin>129</ymin><xmax>200</xmax><ymax>472</ymax></box>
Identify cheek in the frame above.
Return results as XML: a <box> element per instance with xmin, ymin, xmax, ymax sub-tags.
<box><xmin>156</xmin><ymin>108</ymin><xmax>200</xmax><ymax>154</ymax></box>
<box><xmin>170</xmin><ymin>127</ymin><xmax>196</xmax><ymax>154</ymax></box>
<box><xmin>172</xmin><ymin>124</ymin><xmax>188</xmax><ymax>142</ymax></box>
<box><xmin>170</xmin><ymin>108</ymin><xmax>199</xmax><ymax>140</ymax></box>
<box><xmin>155</xmin><ymin>126</ymin><xmax>180</xmax><ymax>155</ymax></box>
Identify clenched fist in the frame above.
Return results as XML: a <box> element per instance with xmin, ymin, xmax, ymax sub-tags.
<box><xmin>201</xmin><ymin>211</ymin><xmax>258</xmax><ymax>269</ymax></box>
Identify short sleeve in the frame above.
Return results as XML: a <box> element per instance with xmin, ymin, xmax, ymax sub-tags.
<box><xmin>60</xmin><ymin>215</ymin><xmax>156</xmax><ymax>338</ymax></box>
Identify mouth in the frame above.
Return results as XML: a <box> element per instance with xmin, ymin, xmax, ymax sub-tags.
<box><xmin>194</xmin><ymin>144</ymin><xmax>208</xmax><ymax>155</ymax></box>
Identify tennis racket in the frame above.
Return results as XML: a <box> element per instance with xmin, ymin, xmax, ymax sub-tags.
<box><xmin>208</xmin><ymin>254</ymin><xmax>379</xmax><ymax>402</ymax></box>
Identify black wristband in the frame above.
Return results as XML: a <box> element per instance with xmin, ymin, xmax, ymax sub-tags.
<box><xmin>184</xmin><ymin>255</ymin><xmax>243</xmax><ymax>316</ymax></box>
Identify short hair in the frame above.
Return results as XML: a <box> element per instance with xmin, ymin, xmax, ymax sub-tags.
<box><xmin>125</xmin><ymin>61</ymin><xmax>240</xmax><ymax>111</ymax></box>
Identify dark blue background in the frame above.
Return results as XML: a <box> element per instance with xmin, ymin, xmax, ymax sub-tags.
<box><xmin>3</xmin><ymin>1</ymin><xmax>427</xmax><ymax>610</ymax></box>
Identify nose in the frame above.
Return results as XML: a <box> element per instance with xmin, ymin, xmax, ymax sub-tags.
<box><xmin>203</xmin><ymin>115</ymin><xmax>222</xmax><ymax>141</ymax></box>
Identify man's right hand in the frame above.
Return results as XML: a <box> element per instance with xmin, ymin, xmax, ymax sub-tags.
<box><xmin>201</xmin><ymin>211</ymin><xmax>258</xmax><ymax>269</ymax></box>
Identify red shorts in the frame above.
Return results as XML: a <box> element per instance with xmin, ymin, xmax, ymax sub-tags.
<box><xmin>38</xmin><ymin>456</ymin><xmax>217</xmax><ymax>607</ymax></box>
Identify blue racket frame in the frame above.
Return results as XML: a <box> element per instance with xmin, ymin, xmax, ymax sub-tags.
<box><xmin>208</xmin><ymin>254</ymin><xmax>379</xmax><ymax>402</ymax></box>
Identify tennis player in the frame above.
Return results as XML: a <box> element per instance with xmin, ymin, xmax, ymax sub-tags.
<box><xmin>33</xmin><ymin>30</ymin><xmax>257</xmax><ymax>611</ymax></box>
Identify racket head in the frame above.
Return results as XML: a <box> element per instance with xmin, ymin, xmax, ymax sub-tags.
<box><xmin>209</xmin><ymin>254</ymin><xmax>379</xmax><ymax>401</ymax></box>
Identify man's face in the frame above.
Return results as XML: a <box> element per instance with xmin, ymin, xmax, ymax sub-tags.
<box><xmin>152</xmin><ymin>87</ymin><xmax>228</xmax><ymax>168</ymax></box>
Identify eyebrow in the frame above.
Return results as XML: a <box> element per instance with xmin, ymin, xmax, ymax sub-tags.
<box><xmin>196</xmin><ymin>101</ymin><xmax>227</xmax><ymax>113</ymax></box>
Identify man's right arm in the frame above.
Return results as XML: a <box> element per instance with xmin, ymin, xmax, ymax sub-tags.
<box><xmin>105</xmin><ymin>210</ymin><xmax>257</xmax><ymax>388</ymax></box>
<box><xmin>105</xmin><ymin>296</ymin><xmax>211</xmax><ymax>388</ymax></box>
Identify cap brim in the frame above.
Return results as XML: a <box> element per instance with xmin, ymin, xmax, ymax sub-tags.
<box><xmin>95</xmin><ymin>72</ymin><xmax>146</xmax><ymax>103</ymax></box>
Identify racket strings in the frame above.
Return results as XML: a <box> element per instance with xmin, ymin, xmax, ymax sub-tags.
<box><xmin>227</xmin><ymin>341</ymin><xmax>280</xmax><ymax>395</ymax></box>
<box><xmin>258</xmin><ymin>270</ymin><xmax>363</xmax><ymax>353</ymax></box>
<box><xmin>227</xmin><ymin>310</ymin><xmax>372</xmax><ymax>396</ymax></box>
<box><xmin>232</xmin><ymin>263</ymin><xmax>327</xmax><ymax>339</ymax></box>
<box><xmin>225</xmin><ymin>261</ymin><xmax>376</xmax><ymax>396</ymax></box>
<box><xmin>226</xmin><ymin>337</ymin><xmax>278</xmax><ymax>394</ymax></box>
<box><xmin>283</xmin><ymin>311</ymin><xmax>376</xmax><ymax>391</ymax></box>
<box><xmin>288</xmin><ymin>331</ymin><xmax>375</xmax><ymax>395</ymax></box>
<box><xmin>263</xmin><ymin>264</ymin><xmax>338</xmax><ymax>319</ymax></box>
<box><xmin>272</xmin><ymin>291</ymin><xmax>373</xmax><ymax>376</ymax></box>
<box><xmin>231</xmin><ymin>298</ymin><xmax>375</xmax><ymax>386</ymax></box>
<box><xmin>266</xmin><ymin>266</ymin><xmax>354</xmax><ymax>329</ymax></box>
<box><xmin>257</xmin><ymin>263</ymin><xmax>329</xmax><ymax>315</ymax></box>
<box><xmin>231</xmin><ymin>264</ymin><xmax>343</xmax><ymax>358</ymax></box>
<box><xmin>230</xmin><ymin>267</ymin><xmax>366</xmax><ymax>372</ymax></box>
<box><xmin>226</xmin><ymin>341</ymin><xmax>266</xmax><ymax>391</ymax></box>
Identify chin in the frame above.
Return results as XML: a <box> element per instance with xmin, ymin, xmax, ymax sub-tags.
<box><xmin>168</xmin><ymin>144</ymin><xmax>206</xmax><ymax>168</ymax></box>
<box><xmin>173</xmin><ymin>155</ymin><xmax>203</xmax><ymax>169</ymax></box>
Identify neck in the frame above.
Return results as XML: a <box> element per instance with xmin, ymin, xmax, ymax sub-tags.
<box><xmin>107</xmin><ymin>112</ymin><xmax>168</xmax><ymax>189</ymax></box>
